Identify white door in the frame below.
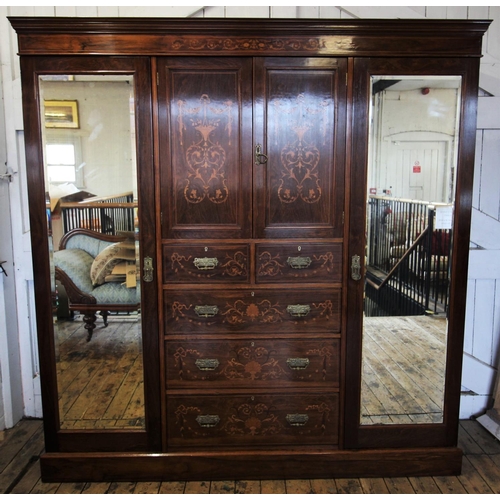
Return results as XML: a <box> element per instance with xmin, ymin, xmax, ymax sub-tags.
<box><xmin>385</xmin><ymin>139</ymin><xmax>450</xmax><ymax>203</ymax></box>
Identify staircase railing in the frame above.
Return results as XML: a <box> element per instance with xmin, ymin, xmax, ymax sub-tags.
<box><xmin>60</xmin><ymin>192</ymin><xmax>136</xmax><ymax>235</ymax></box>
<box><xmin>365</xmin><ymin>195</ymin><xmax>452</xmax><ymax>317</ymax></box>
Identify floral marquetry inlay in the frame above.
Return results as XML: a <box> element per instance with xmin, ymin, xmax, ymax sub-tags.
<box><xmin>273</xmin><ymin>94</ymin><xmax>330</xmax><ymax>205</ymax></box>
<box><xmin>178</xmin><ymin>94</ymin><xmax>234</xmax><ymax>205</ymax></box>
<box><xmin>170</xmin><ymin>250</ymin><xmax>248</xmax><ymax>278</ymax></box>
<box><xmin>170</xmin><ymin>37</ymin><xmax>328</xmax><ymax>53</ymax></box>
<box><xmin>257</xmin><ymin>250</ymin><xmax>335</xmax><ymax>278</ymax></box>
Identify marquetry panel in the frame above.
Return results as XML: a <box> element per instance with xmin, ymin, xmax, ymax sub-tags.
<box><xmin>165</xmin><ymin>338</ymin><xmax>340</xmax><ymax>387</ymax></box>
<box><xmin>254</xmin><ymin>58</ymin><xmax>347</xmax><ymax>239</ymax></box>
<box><xmin>256</xmin><ymin>242</ymin><xmax>342</xmax><ymax>283</ymax></box>
<box><xmin>163</xmin><ymin>243</ymin><xmax>250</xmax><ymax>283</ymax></box>
<box><xmin>164</xmin><ymin>289</ymin><xmax>341</xmax><ymax>334</ymax></box>
<box><xmin>158</xmin><ymin>57</ymin><xmax>253</xmax><ymax>239</ymax></box>
<box><xmin>167</xmin><ymin>392</ymin><xmax>339</xmax><ymax>448</ymax></box>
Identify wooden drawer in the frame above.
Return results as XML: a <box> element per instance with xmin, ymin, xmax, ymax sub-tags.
<box><xmin>256</xmin><ymin>243</ymin><xmax>342</xmax><ymax>283</ymax></box>
<box><xmin>167</xmin><ymin>392</ymin><xmax>339</xmax><ymax>449</ymax></box>
<box><xmin>166</xmin><ymin>338</ymin><xmax>340</xmax><ymax>387</ymax></box>
<box><xmin>163</xmin><ymin>244</ymin><xmax>250</xmax><ymax>283</ymax></box>
<box><xmin>164</xmin><ymin>289</ymin><xmax>341</xmax><ymax>334</ymax></box>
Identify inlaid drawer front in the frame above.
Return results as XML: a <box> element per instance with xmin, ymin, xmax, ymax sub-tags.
<box><xmin>167</xmin><ymin>393</ymin><xmax>339</xmax><ymax>448</ymax></box>
<box><xmin>166</xmin><ymin>339</ymin><xmax>340</xmax><ymax>387</ymax></box>
<box><xmin>164</xmin><ymin>289</ymin><xmax>341</xmax><ymax>334</ymax></box>
<box><xmin>256</xmin><ymin>243</ymin><xmax>342</xmax><ymax>283</ymax></box>
<box><xmin>163</xmin><ymin>244</ymin><xmax>250</xmax><ymax>283</ymax></box>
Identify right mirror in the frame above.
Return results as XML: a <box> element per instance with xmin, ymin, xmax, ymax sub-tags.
<box><xmin>361</xmin><ymin>75</ymin><xmax>462</xmax><ymax>425</ymax></box>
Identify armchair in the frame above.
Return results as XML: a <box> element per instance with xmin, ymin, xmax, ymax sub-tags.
<box><xmin>53</xmin><ymin>228</ymin><xmax>140</xmax><ymax>341</ymax></box>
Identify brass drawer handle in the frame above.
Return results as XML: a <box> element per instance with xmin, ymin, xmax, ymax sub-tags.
<box><xmin>286</xmin><ymin>304</ymin><xmax>310</xmax><ymax>317</ymax></box>
<box><xmin>195</xmin><ymin>358</ymin><xmax>220</xmax><ymax>371</ymax></box>
<box><xmin>286</xmin><ymin>357</ymin><xmax>310</xmax><ymax>370</ymax></box>
<box><xmin>194</xmin><ymin>305</ymin><xmax>219</xmax><ymax>318</ymax></box>
<box><xmin>196</xmin><ymin>414</ymin><xmax>220</xmax><ymax>428</ymax></box>
<box><xmin>286</xmin><ymin>414</ymin><xmax>309</xmax><ymax>427</ymax></box>
<box><xmin>193</xmin><ymin>257</ymin><xmax>219</xmax><ymax>270</ymax></box>
<box><xmin>287</xmin><ymin>256</ymin><xmax>312</xmax><ymax>269</ymax></box>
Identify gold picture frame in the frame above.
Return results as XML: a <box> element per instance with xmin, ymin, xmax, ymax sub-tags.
<box><xmin>44</xmin><ymin>100</ymin><xmax>79</xmax><ymax>128</ymax></box>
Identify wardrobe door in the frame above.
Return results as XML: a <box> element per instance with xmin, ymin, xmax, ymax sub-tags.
<box><xmin>254</xmin><ymin>57</ymin><xmax>347</xmax><ymax>239</ymax></box>
<box><xmin>20</xmin><ymin>56</ymin><xmax>160</xmax><ymax>452</ymax></box>
<box><xmin>345</xmin><ymin>57</ymin><xmax>480</xmax><ymax>449</ymax></box>
<box><xmin>158</xmin><ymin>57</ymin><xmax>253</xmax><ymax>240</ymax></box>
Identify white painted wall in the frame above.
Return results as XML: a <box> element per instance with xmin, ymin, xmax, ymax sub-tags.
<box><xmin>0</xmin><ymin>5</ymin><xmax>498</xmax><ymax>429</ymax></box>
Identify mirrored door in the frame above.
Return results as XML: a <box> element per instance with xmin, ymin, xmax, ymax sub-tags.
<box><xmin>20</xmin><ymin>57</ymin><xmax>160</xmax><ymax>451</ymax></box>
<box><xmin>345</xmin><ymin>57</ymin><xmax>479</xmax><ymax>449</ymax></box>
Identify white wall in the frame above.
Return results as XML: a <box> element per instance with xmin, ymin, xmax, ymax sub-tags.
<box><xmin>0</xmin><ymin>5</ymin><xmax>499</xmax><ymax>428</ymax></box>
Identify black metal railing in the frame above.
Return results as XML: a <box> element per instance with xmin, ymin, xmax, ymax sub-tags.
<box><xmin>60</xmin><ymin>192</ymin><xmax>136</xmax><ymax>235</ymax></box>
<box><xmin>365</xmin><ymin>196</ymin><xmax>452</xmax><ymax>317</ymax></box>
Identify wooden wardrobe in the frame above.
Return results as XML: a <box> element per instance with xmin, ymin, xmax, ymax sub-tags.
<box><xmin>10</xmin><ymin>17</ymin><xmax>489</xmax><ymax>481</ymax></box>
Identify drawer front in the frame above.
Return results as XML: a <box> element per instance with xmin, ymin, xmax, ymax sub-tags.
<box><xmin>167</xmin><ymin>392</ymin><xmax>339</xmax><ymax>448</ymax></box>
<box><xmin>256</xmin><ymin>243</ymin><xmax>342</xmax><ymax>283</ymax></box>
<box><xmin>166</xmin><ymin>339</ymin><xmax>340</xmax><ymax>387</ymax></box>
<box><xmin>163</xmin><ymin>244</ymin><xmax>250</xmax><ymax>283</ymax></box>
<box><xmin>164</xmin><ymin>289</ymin><xmax>341</xmax><ymax>334</ymax></box>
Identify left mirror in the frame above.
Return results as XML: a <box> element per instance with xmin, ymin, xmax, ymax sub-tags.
<box><xmin>39</xmin><ymin>74</ymin><xmax>144</xmax><ymax>430</ymax></box>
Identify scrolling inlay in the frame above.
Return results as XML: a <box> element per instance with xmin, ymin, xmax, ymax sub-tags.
<box><xmin>170</xmin><ymin>298</ymin><xmax>335</xmax><ymax>326</ymax></box>
<box><xmin>257</xmin><ymin>251</ymin><xmax>335</xmax><ymax>277</ymax></box>
<box><xmin>170</xmin><ymin>251</ymin><xmax>248</xmax><ymax>278</ymax></box>
<box><xmin>274</xmin><ymin>94</ymin><xmax>329</xmax><ymax>204</ymax></box>
<box><xmin>178</xmin><ymin>94</ymin><xmax>233</xmax><ymax>205</ymax></box>
<box><xmin>171</xmin><ymin>37</ymin><xmax>328</xmax><ymax>53</ymax></box>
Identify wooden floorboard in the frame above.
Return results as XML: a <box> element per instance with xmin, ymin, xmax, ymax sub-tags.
<box><xmin>2</xmin><ymin>418</ymin><xmax>500</xmax><ymax>493</ymax></box>
<box><xmin>362</xmin><ymin>315</ymin><xmax>446</xmax><ymax>423</ymax></box>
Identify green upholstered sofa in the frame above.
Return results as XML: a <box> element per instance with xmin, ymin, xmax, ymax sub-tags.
<box><xmin>53</xmin><ymin>228</ymin><xmax>139</xmax><ymax>341</ymax></box>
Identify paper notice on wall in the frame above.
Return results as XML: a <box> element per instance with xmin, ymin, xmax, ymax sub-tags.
<box><xmin>435</xmin><ymin>206</ymin><xmax>453</xmax><ymax>230</ymax></box>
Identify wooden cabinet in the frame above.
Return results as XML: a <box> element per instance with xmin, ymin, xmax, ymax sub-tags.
<box><xmin>10</xmin><ymin>17</ymin><xmax>490</xmax><ymax>482</ymax></box>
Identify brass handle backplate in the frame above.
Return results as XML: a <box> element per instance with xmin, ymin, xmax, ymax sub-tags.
<box><xmin>193</xmin><ymin>257</ymin><xmax>219</xmax><ymax>270</ymax></box>
<box><xmin>351</xmin><ymin>254</ymin><xmax>362</xmax><ymax>281</ymax></box>
<box><xmin>143</xmin><ymin>256</ymin><xmax>154</xmax><ymax>282</ymax></box>
<box><xmin>287</xmin><ymin>256</ymin><xmax>312</xmax><ymax>269</ymax></box>
<box><xmin>286</xmin><ymin>304</ymin><xmax>310</xmax><ymax>317</ymax></box>
<box><xmin>196</xmin><ymin>414</ymin><xmax>220</xmax><ymax>428</ymax></box>
<box><xmin>286</xmin><ymin>357</ymin><xmax>310</xmax><ymax>370</ymax></box>
<box><xmin>254</xmin><ymin>143</ymin><xmax>268</xmax><ymax>165</ymax></box>
<box><xmin>194</xmin><ymin>305</ymin><xmax>219</xmax><ymax>318</ymax></box>
<box><xmin>195</xmin><ymin>358</ymin><xmax>220</xmax><ymax>371</ymax></box>
<box><xmin>286</xmin><ymin>414</ymin><xmax>309</xmax><ymax>426</ymax></box>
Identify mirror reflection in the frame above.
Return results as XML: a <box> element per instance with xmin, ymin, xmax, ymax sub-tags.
<box><xmin>361</xmin><ymin>76</ymin><xmax>461</xmax><ymax>425</ymax></box>
<box><xmin>40</xmin><ymin>74</ymin><xmax>144</xmax><ymax>430</ymax></box>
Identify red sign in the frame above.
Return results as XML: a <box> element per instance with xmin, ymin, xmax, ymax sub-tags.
<box><xmin>413</xmin><ymin>161</ymin><xmax>421</xmax><ymax>173</ymax></box>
